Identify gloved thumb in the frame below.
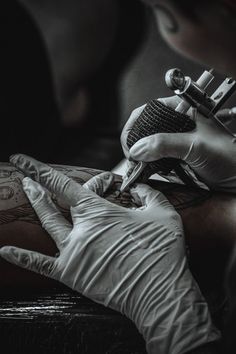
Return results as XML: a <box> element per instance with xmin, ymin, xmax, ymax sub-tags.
<box><xmin>129</xmin><ymin>132</ymin><xmax>191</xmax><ymax>162</ymax></box>
<box><xmin>83</xmin><ymin>172</ymin><xmax>114</xmax><ymax>197</ymax></box>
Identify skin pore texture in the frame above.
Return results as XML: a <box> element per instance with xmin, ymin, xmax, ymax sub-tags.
<box><xmin>0</xmin><ymin>163</ymin><xmax>234</xmax><ymax>299</ymax></box>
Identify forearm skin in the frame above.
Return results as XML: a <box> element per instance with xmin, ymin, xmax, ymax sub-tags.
<box><xmin>0</xmin><ymin>162</ymin><xmax>234</xmax><ymax>292</ymax></box>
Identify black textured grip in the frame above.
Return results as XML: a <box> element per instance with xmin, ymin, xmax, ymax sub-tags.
<box><xmin>127</xmin><ymin>99</ymin><xmax>196</xmax><ymax>181</ymax></box>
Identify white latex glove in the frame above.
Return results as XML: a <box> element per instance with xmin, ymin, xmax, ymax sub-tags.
<box><xmin>121</xmin><ymin>96</ymin><xmax>236</xmax><ymax>192</ymax></box>
<box><xmin>121</xmin><ymin>104</ymin><xmax>147</xmax><ymax>180</ymax></box>
<box><xmin>0</xmin><ymin>154</ymin><xmax>220</xmax><ymax>354</ymax></box>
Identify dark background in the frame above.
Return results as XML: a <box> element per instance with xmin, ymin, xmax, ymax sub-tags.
<box><xmin>2</xmin><ymin>0</ymin><xmax>235</xmax><ymax>170</ymax></box>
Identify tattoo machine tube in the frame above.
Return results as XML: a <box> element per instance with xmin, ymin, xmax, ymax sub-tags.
<box><xmin>171</xmin><ymin>69</ymin><xmax>214</xmax><ymax>114</ymax></box>
<box><xmin>121</xmin><ymin>68</ymin><xmax>236</xmax><ymax>192</ymax></box>
<box><xmin>166</xmin><ymin>68</ymin><xmax>236</xmax><ymax>118</ymax></box>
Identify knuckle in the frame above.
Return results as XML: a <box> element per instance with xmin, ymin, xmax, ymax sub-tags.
<box><xmin>87</xmin><ymin>178</ymin><xmax>104</xmax><ymax>195</ymax></box>
<box><xmin>39</xmin><ymin>259</ymin><xmax>55</xmax><ymax>277</ymax></box>
<box><xmin>32</xmin><ymin>255</ymin><xmax>55</xmax><ymax>276</ymax></box>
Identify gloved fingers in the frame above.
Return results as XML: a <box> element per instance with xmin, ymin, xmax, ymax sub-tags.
<box><xmin>158</xmin><ymin>95</ymin><xmax>182</xmax><ymax>110</ymax></box>
<box><xmin>23</xmin><ymin>177</ymin><xmax>72</xmax><ymax>248</ymax></box>
<box><xmin>0</xmin><ymin>246</ymin><xmax>57</xmax><ymax>279</ymax></box>
<box><xmin>130</xmin><ymin>184</ymin><xmax>174</xmax><ymax>211</ymax></box>
<box><xmin>129</xmin><ymin>132</ymin><xmax>192</xmax><ymax>162</ymax></box>
<box><xmin>83</xmin><ymin>172</ymin><xmax>114</xmax><ymax>196</ymax></box>
<box><xmin>120</xmin><ymin>104</ymin><xmax>146</xmax><ymax>158</ymax></box>
<box><xmin>120</xmin><ymin>97</ymin><xmax>181</xmax><ymax>157</ymax></box>
<box><xmin>10</xmin><ymin>154</ymin><xmax>87</xmax><ymax>206</ymax></box>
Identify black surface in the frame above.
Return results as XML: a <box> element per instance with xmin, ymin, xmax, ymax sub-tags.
<box><xmin>0</xmin><ymin>285</ymin><xmax>226</xmax><ymax>354</ymax></box>
<box><xmin>0</xmin><ymin>290</ymin><xmax>146</xmax><ymax>354</ymax></box>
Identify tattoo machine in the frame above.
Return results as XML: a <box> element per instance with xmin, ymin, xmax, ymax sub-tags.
<box><xmin>120</xmin><ymin>68</ymin><xmax>236</xmax><ymax>192</ymax></box>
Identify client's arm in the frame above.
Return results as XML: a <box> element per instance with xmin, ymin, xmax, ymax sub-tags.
<box><xmin>0</xmin><ymin>162</ymin><xmax>234</xmax><ymax>291</ymax></box>
<box><xmin>0</xmin><ymin>163</ymin><xmax>103</xmax><ymax>290</ymax></box>
<box><xmin>0</xmin><ymin>156</ymin><xmax>222</xmax><ymax>354</ymax></box>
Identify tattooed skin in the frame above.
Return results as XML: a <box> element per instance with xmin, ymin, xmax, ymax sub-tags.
<box><xmin>0</xmin><ymin>163</ymin><xmax>210</xmax><ymax>226</ymax></box>
<box><xmin>0</xmin><ymin>164</ymin><xmax>100</xmax><ymax>225</ymax></box>
<box><xmin>0</xmin><ymin>162</ymin><xmax>234</xmax><ymax>297</ymax></box>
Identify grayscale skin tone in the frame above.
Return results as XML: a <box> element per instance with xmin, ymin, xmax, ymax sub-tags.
<box><xmin>143</xmin><ymin>0</ymin><xmax>236</xmax><ymax>78</ymax></box>
<box><xmin>1</xmin><ymin>2</ymin><xmax>236</xmax><ymax>351</ymax></box>
<box><xmin>0</xmin><ymin>161</ymin><xmax>234</xmax><ymax>293</ymax></box>
<box><xmin>121</xmin><ymin>0</ymin><xmax>236</xmax><ymax>193</ymax></box>
<box><xmin>0</xmin><ymin>155</ymin><xmax>222</xmax><ymax>353</ymax></box>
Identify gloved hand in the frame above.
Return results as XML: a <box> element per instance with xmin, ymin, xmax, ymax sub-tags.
<box><xmin>121</xmin><ymin>96</ymin><xmax>236</xmax><ymax>192</ymax></box>
<box><xmin>0</xmin><ymin>154</ymin><xmax>219</xmax><ymax>354</ymax></box>
<box><xmin>121</xmin><ymin>104</ymin><xmax>147</xmax><ymax>181</ymax></box>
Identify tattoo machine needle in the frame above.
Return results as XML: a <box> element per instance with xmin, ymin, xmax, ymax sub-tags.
<box><xmin>120</xmin><ymin>68</ymin><xmax>236</xmax><ymax>193</ymax></box>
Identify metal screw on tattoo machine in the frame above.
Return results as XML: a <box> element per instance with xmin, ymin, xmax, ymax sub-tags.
<box><xmin>120</xmin><ymin>68</ymin><xmax>236</xmax><ymax>193</ymax></box>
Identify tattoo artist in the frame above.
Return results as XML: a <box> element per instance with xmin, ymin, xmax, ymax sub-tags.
<box><xmin>121</xmin><ymin>1</ymin><xmax>236</xmax><ymax>352</ymax></box>
<box><xmin>1</xmin><ymin>1</ymin><xmax>236</xmax><ymax>353</ymax></box>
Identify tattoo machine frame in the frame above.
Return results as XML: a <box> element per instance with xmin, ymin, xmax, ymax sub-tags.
<box><xmin>120</xmin><ymin>68</ymin><xmax>236</xmax><ymax>192</ymax></box>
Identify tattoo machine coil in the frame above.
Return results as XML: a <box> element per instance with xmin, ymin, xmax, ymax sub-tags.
<box><xmin>120</xmin><ymin>68</ymin><xmax>236</xmax><ymax>192</ymax></box>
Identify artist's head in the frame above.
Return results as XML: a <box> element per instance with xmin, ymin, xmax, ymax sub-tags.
<box><xmin>143</xmin><ymin>0</ymin><xmax>236</xmax><ymax>77</ymax></box>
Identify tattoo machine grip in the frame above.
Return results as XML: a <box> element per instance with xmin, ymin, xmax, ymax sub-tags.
<box><xmin>126</xmin><ymin>100</ymin><xmax>196</xmax><ymax>182</ymax></box>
